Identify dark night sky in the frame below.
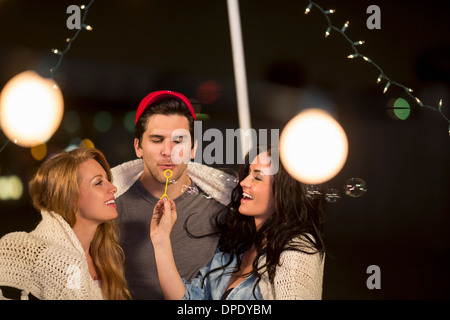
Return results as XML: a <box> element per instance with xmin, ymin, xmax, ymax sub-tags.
<box><xmin>1</xmin><ymin>0</ymin><xmax>450</xmax><ymax>299</ymax></box>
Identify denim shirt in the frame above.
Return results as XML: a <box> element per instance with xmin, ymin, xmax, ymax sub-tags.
<box><xmin>182</xmin><ymin>251</ymin><xmax>262</xmax><ymax>300</ymax></box>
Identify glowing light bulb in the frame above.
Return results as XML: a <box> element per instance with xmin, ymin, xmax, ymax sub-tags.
<box><xmin>377</xmin><ymin>74</ymin><xmax>383</xmax><ymax>83</ymax></box>
<box><xmin>341</xmin><ymin>21</ymin><xmax>349</xmax><ymax>32</ymax></box>
<box><xmin>305</xmin><ymin>3</ymin><xmax>313</xmax><ymax>14</ymax></box>
<box><xmin>280</xmin><ymin>109</ymin><xmax>348</xmax><ymax>185</ymax></box>
<box><xmin>0</xmin><ymin>71</ymin><xmax>64</xmax><ymax>147</ymax></box>
<box><xmin>415</xmin><ymin>97</ymin><xmax>423</xmax><ymax>106</ymax></box>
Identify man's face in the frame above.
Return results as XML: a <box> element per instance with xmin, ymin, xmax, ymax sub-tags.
<box><xmin>134</xmin><ymin>114</ymin><xmax>195</xmax><ymax>185</ymax></box>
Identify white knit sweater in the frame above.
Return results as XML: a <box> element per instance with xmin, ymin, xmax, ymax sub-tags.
<box><xmin>111</xmin><ymin>159</ymin><xmax>235</xmax><ymax>206</ymax></box>
<box><xmin>0</xmin><ymin>211</ymin><xmax>103</xmax><ymax>300</ymax></box>
<box><xmin>112</xmin><ymin>160</ymin><xmax>324</xmax><ymax>300</ymax></box>
<box><xmin>258</xmin><ymin>241</ymin><xmax>325</xmax><ymax>300</ymax></box>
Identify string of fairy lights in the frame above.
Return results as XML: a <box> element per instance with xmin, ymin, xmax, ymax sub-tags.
<box><xmin>46</xmin><ymin>0</ymin><xmax>449</xmax><ymax>135</ymax></box>
<box><xmin>304</xmin><ymin>0</ymin><xmax>449</xmax><ymax>134</ymax></box>
<box><xmin>50</xmin><ymin>0</ymin><xmax>95</xmax><ymax>82</ymax></box>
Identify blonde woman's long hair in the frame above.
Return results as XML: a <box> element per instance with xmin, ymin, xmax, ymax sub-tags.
<box><xmin>29</xmin><ymin>147</ymin><xmax>131</xmax><ymax>300</ymax></box>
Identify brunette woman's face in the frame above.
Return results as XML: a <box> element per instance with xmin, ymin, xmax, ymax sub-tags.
<box><xmin>238</xmin><ymin>152</ymin><xmax>275</xmax><ymax>227</ymax></box>
<box><xmin>77</xmin><ymin>159</ymin><xmax>118</xmax><ymax>227</ymax></box>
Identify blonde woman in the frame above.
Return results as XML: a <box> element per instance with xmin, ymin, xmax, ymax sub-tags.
<box><xmin>0</xmin><ymin>148</ymin><xmax>131</xmax><ymax>300</ymax></box>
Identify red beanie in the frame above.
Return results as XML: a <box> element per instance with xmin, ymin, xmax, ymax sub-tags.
<box><xmin>135</xmin><ymin>90</ymin><xmax>197</xmax><ymax>124</ymax></box>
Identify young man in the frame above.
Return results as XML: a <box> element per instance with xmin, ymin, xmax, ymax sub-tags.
<box><xmin>111</xmin><ymin>90</ymin><xmax>233</xmax><ymax>299</ymax></box>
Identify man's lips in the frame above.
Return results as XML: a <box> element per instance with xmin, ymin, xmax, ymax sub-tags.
<box><xmin>160</xmin><ymin>164</ymin><xmax>176</xmax><ymax>170</ymax></box>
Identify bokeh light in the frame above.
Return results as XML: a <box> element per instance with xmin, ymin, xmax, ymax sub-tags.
<box><xmin>0</xmin><ymin>175</ymin><xmax>23</xmax><ymax>200</ymax></box>
<box><xmin>30</xmin><ymin>143</ymin><xmax>47</xmax><ymax>161</ymax></box>
<box><xmin>63</xmin><ymin>110</ymin><xmax>81</xmax><ymax>133</ymax></box>
<box><xmin>65</xmin><ymin>137</ymin><xmax>83</xmax><ymax>152</ymax></box>
<box><xmin>196</xmin><ymin>80</ymin><xmax>223</xmax><ymax>104</ymax></box>
<box><xmin>393</xmin><ymin>97</ymin><xmax>410</xmax><ymax>120</ymax></box>
<box><xmin>93</xmin><ymin>111</ymin><xmax>113</xmax><ymax>132</ymax></box>
<box><xmin>280</xmin><ymin>108</ymin><xmax>348</xmax><ymax>184</ymax></box>
<box><xmin>80</xmin><ymin>138</ymin><xmax>95</xmax><ymax>149</ymax></box>
<box><xmin>0</xmin><ymin>71</ymin><xmax>64</xmax><ymax>147</ymax></box>
<box><xmin>123</xmin><ymin>111</ymin><xmax>136</xmax><ymax>132</ymax></box>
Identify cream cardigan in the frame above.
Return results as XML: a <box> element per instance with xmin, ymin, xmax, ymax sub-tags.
<box><xmin>257</xmin><ymin>242</ymin><xmax>325</xmax><ymax>300</ymax></box>
<box><xmin>0</xmin><ymin>211</ymin><xmax>103</xmax><ymax>300</ymax></box>
<box><xmin>112</xmin><ymin>160</ymin><xmax>325</xmax><ymax>300</ymax></box>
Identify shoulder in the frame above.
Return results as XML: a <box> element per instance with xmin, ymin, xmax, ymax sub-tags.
<box><xmin>280</xmin><ymin>235</ymin><xmax>325</xmax><ymax>266</ymax></box>
<box><xmin>0</xmin><ymin>231</ymin><xmax>44</xmax><ymax>253</ymax></box>
<box><xmin>111</xmin><ymin>159</ymin><xmax>143</xmax><ymax>198</ymax></box>
<box><xmin>0</xmin><ymin>229</ymin><xmax>84</xmax><ymax>267</ymax></box>
<box><xmin>187</xmin><ymin>162</ymin><xmax>236</xmax><ymax>206</ymax></box>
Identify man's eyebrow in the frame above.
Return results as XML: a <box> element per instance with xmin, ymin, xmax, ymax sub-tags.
<box><xmin>147</xmin><ymin>134</ymin><xmax>164</xmax><ymax>139</ymax></box>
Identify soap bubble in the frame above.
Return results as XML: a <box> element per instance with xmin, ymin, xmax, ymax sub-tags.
<box><xmin>181</xmin><ymin>185</ymin><xmax>200</xmax><ymax>195</ymax></box>
<box><xmin>325</xmin><ymin>187</ymin><xmax>341</xmax><ymax>203</ymax></box>
<box><xmin>344</xmin><ymin>178</ymin><xmax>367</xmax><ymax>198</ymax></box>
<box><xmin>305</xmin><ymin>184</ymin><xmax>323</xmax><ymax>200</ymax></box>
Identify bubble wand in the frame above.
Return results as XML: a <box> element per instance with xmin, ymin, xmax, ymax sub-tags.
<box><xmin>160</xmin><ymin>169</ymin><xmax>173</xmax><ymax>199</ymax></box>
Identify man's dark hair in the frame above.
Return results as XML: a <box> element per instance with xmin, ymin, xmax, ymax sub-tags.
<box><xmin>135</xmin><ymin>98</ymin><xmax>195</xmax><ymax>148</ymax></box>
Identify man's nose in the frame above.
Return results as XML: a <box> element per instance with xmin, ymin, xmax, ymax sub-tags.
<box><xmin>161</xmin><ymin>139</ymin><xmax>172</xmax><ymax>156</ymax></box>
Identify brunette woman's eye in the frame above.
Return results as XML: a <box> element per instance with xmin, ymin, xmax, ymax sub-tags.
<box><xmin>95</xmin><ymin>180</ymin><xmax>103</xmax><ymax>186</ymax></box>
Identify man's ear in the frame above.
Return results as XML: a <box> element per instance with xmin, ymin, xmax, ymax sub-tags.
<box><xmin>134</xmin><ymin>138</ymin><xmax>143</xmax><ymax>158</ymax></box>
<box><xmin>190</xmin><ymin>139</ymin><xmax>198</xmax><ymax>160</ymax></box>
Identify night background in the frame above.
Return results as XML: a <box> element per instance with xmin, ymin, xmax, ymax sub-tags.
<box><xmin>1</xmin><ymin>0</ymin><xmax>449</xmax><ymax>299</ymax></box>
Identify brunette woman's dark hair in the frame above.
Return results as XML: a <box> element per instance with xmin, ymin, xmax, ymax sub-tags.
<box><xmin>203</xmin><ymin>144</ymin><xmax>326</xmax><ymax>297</ymax></box>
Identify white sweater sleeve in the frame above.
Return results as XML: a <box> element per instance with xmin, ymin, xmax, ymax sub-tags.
<box><xmin>272</xmin><ymin>249</ymin><xmax>325</xmax><ymax>300</ymax></box>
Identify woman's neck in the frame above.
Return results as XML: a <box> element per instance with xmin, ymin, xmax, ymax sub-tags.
<box><xmin>72</xmin><ymin>222</ymin><xmax>98</xmax><ymax>255</ymax></box>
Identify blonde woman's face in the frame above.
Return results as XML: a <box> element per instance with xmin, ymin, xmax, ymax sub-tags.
<box><xmin>76</xmin><ymin>159</ymin><xmax>118</xmax><ymax>227</ymax></box>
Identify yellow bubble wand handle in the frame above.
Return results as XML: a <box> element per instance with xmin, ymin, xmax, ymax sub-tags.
<box><xmin>160</xmin><ymin>169</ymin><xmax>173</xmax><ymax>199</ymax></box>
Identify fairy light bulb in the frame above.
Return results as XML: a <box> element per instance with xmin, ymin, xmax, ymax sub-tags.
<box><xmin>341</xmin><ymin>21</ymin><xmax>349</xmax><ymax>32</ymax></box>
<box><xmin>377</xmin><ymin>74</ymin><xmax>383</xmax><ymax>83</ymax></box>
<box><xmin>305</xmin><ymin>3</ymin><xmax>313</xmax><ymax>14</ymax></box>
